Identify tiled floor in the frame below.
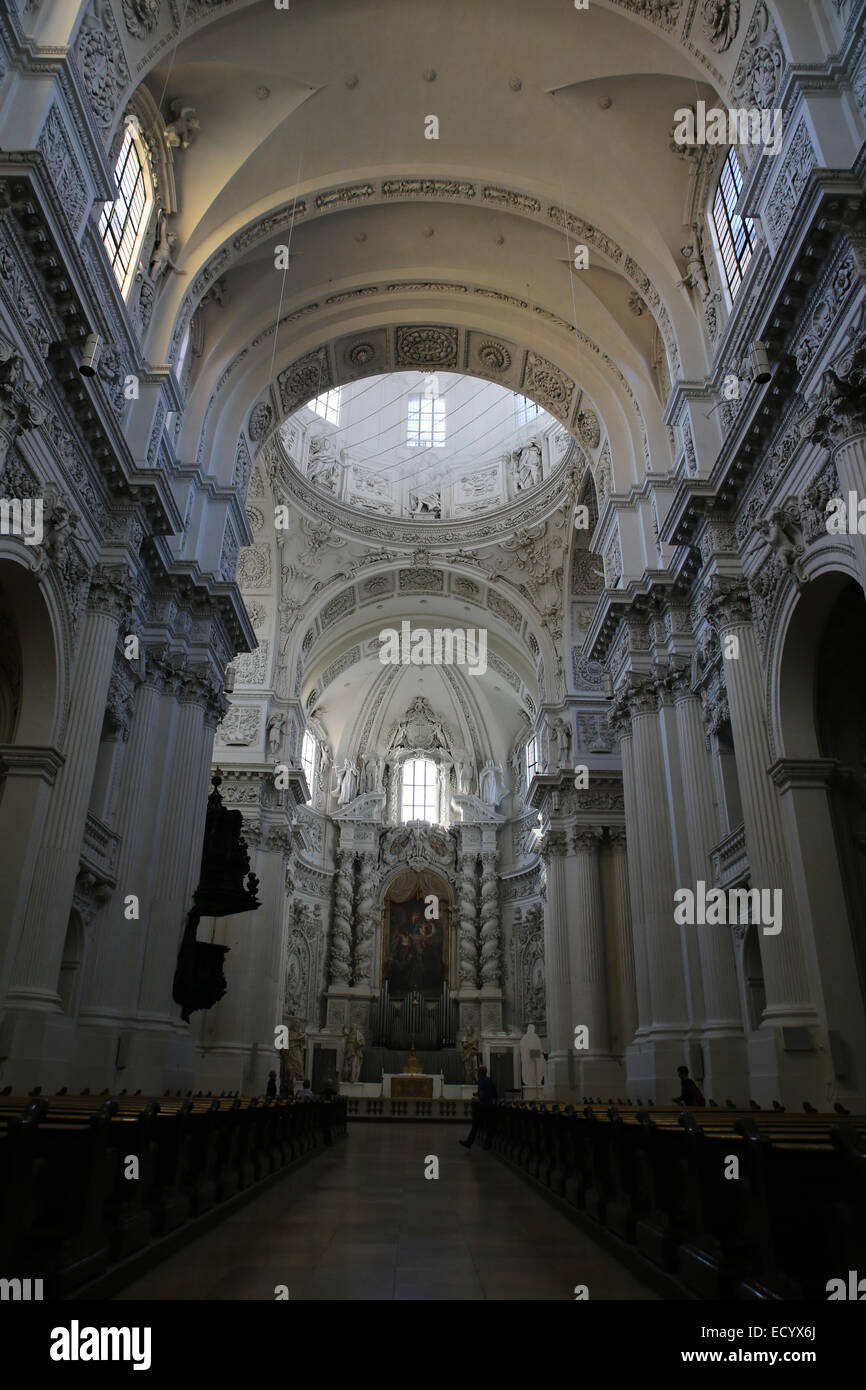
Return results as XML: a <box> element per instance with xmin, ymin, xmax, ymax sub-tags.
<box><xmin>115</xmin><ymin>1123</ymin><xmax>660</xmax><ymax>1301</ymax></box>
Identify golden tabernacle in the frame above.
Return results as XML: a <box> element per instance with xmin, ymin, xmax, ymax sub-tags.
<box><xmin>402</xmin><ymin>1048</ymin><xmax>423</xmax><ymax>1074</ymax></box>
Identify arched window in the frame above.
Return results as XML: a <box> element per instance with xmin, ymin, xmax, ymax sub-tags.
<box><xmin>711</xmin><ymin>147</ymin><xmax>756</xmax><ymax>302</ymax></box>
<box><xmin>525</xmin><ymin>736</ymin><xmax>539</xmax><ymax>784</ymax></box>
<box><xmin>301</xmin><ymin>730</ymin><xmax>317</xmax><ymax>803</ymax></box>
<box><xmin>401</xmin><ymin>758</ymin><xmax>438</xmax><ymax>823</ymax></box>
<box><xmin>99</xmin><ymin>121</ymin><xmax>152</xmax><ymax>298</ymax></box>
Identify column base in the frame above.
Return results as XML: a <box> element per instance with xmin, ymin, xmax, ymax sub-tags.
<box><xmin>747</xmin><ymin>1025</ymin><xmax>832</xmax><ymax>1109</ymax></box>
<box><xmin>0</xmin><ymin>1011</ymin><xmax>82</xmax><ymax>1093</ymax></box>
<box><xmin>625</xmin><ymin>1037</ymin><xmax>691</xmax><ymax>1104</ymax></box>
<box><xmin>123</xmin><ymin>1024</ymin><xmax>194</xmax><ymax>1095</ymax></box>
<box><xmin>698</xmin><ymin>1032</ymin><xmax>750</xmax><ymax>1107</ymax></box>
<box><xmin>574</xmin><ymin>1053</ymin><xmax>627</xmax><ymax>1099</ymax></box>
<box><xmin>542</xmin><ymin>1050</ymin><xmax>577</xmax><ymax>1101</ymax></box>
<box><xmin>194</xmin><ymin>1043</ymin><xmax>253</xmax><ymax>1096</ymax></box>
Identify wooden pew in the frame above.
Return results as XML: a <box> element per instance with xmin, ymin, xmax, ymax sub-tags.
<box><xmin>485</xmin><ymin>1099</ymin><xmax>866</xmax><ymax>1300</ymax></box>
<box><xmin>0</xmin><ymin>1091</ymin><xmax>348</xmax><ymax>1296</ymax></box>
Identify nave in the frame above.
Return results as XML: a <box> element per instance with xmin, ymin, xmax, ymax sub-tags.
<box><xmin>114</xmin><ymin>1123</ymin><xmax>658</xmax><ymax>1302</ymax></box>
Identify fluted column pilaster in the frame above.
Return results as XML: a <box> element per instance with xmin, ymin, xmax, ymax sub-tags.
<box><xmin>606</xmin><ymin>829</ymin><xmax>637</xmax><ymax>1053</ymax></box>
<box><xmin>8</xmin><ymin>565</ymin><xmax>138</xmax><ymax>1008</ymax></box>
<box><xmin>539</xmin><ymin>829</ymin><xmax>572</xmax><ymax>1096</ymax></box>
<box><xmin>568</xmin><ymin>828</ymin><xmax>619</xmax><ymax>1090</ymax></box>
<box><xmin>673</xmin><ymin>680</ymin><xmax>743</xmax><ymax>1033</ymax></box>
<box><xmin>628</xmin><ymin>680</ymin><xmax>689</xmax><ymax>1035</ymax></box>
<box><xmin>609</xmin><ymin>704</ymin><xmax>651</xmax><ymax>1036</ymax></box>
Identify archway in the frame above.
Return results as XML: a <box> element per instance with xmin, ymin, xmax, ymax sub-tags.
<box><xmin>815</xmin><ymin>580</ymin><xmax>866</xmax><ymax>1012</ymax></box>
<box><xmin>775</xmin><ymin>572</ymin><xmax>866</xmax><ymax>1101</ymax></box>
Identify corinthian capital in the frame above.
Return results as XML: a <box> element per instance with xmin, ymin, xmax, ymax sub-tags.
<box><xmin>86</xmin><ymin>562</ymin><xmax>140</xmax><ymax>622</ymax></box>
<box><xmin>539</xmin><ymin>828</ymin><xmax>568</xmax><ymax>860</ymax></box>
<box><xmin>698</xmin><ymin>574</ymin><xmax>752</xmax><ymax>631</ymax></box>
<box><xmin>571</xmin><ymin>827</ymin><xmax>601</xmax><ymax>855</ymax></box>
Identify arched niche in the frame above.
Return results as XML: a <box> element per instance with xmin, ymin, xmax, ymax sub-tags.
<box><xmin>774</xmin><ymin>569</ymin><xmax>856</xmax><ymax>760</ymax></box>
<box><xmin>0</xmin><ymin>557</ymin><xmax>60</xmax><ymax>747</ymax></box>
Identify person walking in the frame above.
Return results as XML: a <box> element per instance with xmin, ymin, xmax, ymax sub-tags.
<box><xmin>673</xmin><ymin>1065</ymin><xmax>705</xmax><ymax>1107</ymax></box>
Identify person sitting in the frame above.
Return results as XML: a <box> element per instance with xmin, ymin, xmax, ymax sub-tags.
<box><xmin>295</xmin><ymin>1079</ymin><xmax>314</xmax><ymax>1100</ymax></box>
<box><xmin>673</xmin><ymin>1065</ymin><xmax>705</xmax><ymax>1107</ymax></box>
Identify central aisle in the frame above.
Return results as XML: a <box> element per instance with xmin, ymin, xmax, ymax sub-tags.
<box><xmin>116</xmin><ymin>1122</ymin><xmax>661</xmax><ymax>1301</ymax></box>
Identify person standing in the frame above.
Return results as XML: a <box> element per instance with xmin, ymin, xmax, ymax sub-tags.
<box><xmin>459</xmin><ymin>1065</ymin><xmax>497</xmax><ymax>1150</ymax></box>
<box><xmin>266</xmin><ymin>1069</ymin><xmax>278</xmax><ymax>1099</ymax></box>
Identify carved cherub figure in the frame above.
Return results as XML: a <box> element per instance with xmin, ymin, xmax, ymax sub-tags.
<box><xmin>165</xmin><ymin>102</ymin><xmax>200</xmax><ymax>150</ymax></box>
<box><xmin>753</xmin><ymin>505</ymin><xmax>806</xmax><ymax>587</ymax></box>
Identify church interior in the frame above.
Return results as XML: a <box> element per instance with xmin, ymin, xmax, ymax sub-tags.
<box><xmin>1</xmin><ymin>0</ymin><xmax>866</xmax><ymax>1315</ymax></box>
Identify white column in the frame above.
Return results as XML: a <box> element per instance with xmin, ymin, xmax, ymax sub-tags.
<box><xmin>74</xmin><ymin>669</ymin><xmax>164</xmax><ymax>1084</ymax></box>
<box><xmin>673</xmin><ymin>675</ymin><xmax>747</xmax><ymax>1102</ymax></box>
<box><xmin>568</xmin><ymin>828</ymin><xmax>619</xmax><ymax>1092</ymax></box>
<box><xmin>610</xmin><ymin>707</ymin><xmax>651</xmax><ymax>1038</ymax></box>
<box><xmin>540</xmin><ymin>829</ymin><xmax>573</xmax><ymax>1098</ymax></box>
<box><xmin>602</xmin><ymin>829</ymin><xmax>638</xmax><ymax>1064</ymax></box>
<box><xmin>7</xmin><ymin>566</ymin><xmax>136</xmax><ymax>1013</ymax></box>
<box><xmin>629</xmin><ymin>681</ymin><xmax>689</xmax><ymax>1031</ymax></box>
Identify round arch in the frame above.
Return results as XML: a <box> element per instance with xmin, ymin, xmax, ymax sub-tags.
<box><xmin>0</xmin><ymin>552</ymin><xmax>62</xmax><ymax>747</ymax></box>
<box><xmin>770</xmin><ymin>561</ymin><xmax>861</xmax><ymax>761</ymax></box>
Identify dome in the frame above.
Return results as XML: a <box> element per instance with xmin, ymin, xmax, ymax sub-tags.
<box><xmin>278</xmin><ymin>371</ymin><xmax>568</xmax><ymax>521</ymax></box>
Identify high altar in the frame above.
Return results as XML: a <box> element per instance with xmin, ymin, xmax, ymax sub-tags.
<box><xmin>381</xmin><ymin>1049</ymin><xmax>443</xmax><ymax>1099</ymax></box>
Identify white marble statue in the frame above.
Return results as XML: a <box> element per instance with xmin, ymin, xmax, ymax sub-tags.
<box><xmin>284</xmin><ymin>1017</ymin><xmax>306</xmax><ymax>1091</ymax></box>
<box><xmin>550</xmin><ymin>718</ymin><xmax>571</xmax><ymax>771</ymax></box>
<box><xmin>519</xmin><ymin>1023</ymin><xmax>545</xmax><ymax>1092</ymax></box>
<box><xmin>361</xmin><ymin>754</ymin><xmax>384</xmax><ymax>794</ymax></box>
<box><xmin>456</xmin><ymin>759</ymin><xmax>475</xmax><ymax>794</ymax></box>
<box><xmin>461</xmin><ymin>1022</ymin><xmax>479</xmax><ymax>1084</ymax></box>
<box><xmin>514</xmin><ymin>440</ymin><xmax>542</xmax><ymax>491</ymax></box>
<box><xmin>266</xmin><ymin>712</ymin><xmax>286</xmax><ymax>757</ymax></box>
<box><xmin>479</xmin><ymin>759</ymin><xmax>503</xmax><ymax>807</ymax></box>
<box><xmin>333</xmin><ymin>759</ymin><xmax>359</xmax><ymax>805</ymax></box>
<box><xmin>342</xmin><ymin>1023</ymin><xmax>365</xmax><ymax>1083</ymax></box>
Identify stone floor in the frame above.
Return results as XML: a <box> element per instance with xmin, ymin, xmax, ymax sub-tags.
<box><xmin>115</xmin><ymin>1122</ymin><xmax>661</xmax><ymax>1301</ymax></box>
